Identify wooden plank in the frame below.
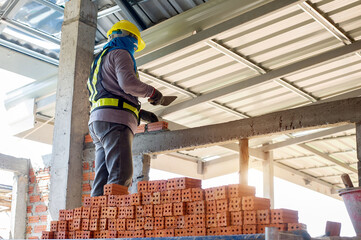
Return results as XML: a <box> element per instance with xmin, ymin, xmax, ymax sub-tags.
<box><xmin>239</xmin><ymin>139</ymin><xmax>249</xmax><ymax>185</ymax></box>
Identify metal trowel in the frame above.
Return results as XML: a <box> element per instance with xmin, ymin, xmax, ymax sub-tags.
<box><xmin>148</xmin><ymin>96</ymin><xmax>177</xmax><ymax>106</ymax></box>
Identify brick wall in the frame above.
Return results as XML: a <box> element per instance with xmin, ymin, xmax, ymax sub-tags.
<box><xmin>26</xmin><ymin>167</ymin><xmax>50</xmax><ymax>239</ymax></box>
<box><xmin>82</xmin><ymin>147</ymin><xmax>96</xmax><ymax>202</ymax></box>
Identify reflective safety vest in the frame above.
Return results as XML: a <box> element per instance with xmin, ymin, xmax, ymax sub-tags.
<box><xmin>87</xmin><ymin>47</ymin><xmax>140</xmax><ymax>121</ymax></box>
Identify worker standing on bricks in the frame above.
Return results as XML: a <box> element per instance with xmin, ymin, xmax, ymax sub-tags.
<box><xmin>87</xmin><ymin>20</ymin><xmax>163</xmax><ymax>196</ymax></box>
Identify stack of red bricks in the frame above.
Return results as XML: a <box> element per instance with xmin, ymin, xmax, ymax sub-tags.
<box><xmin>42</xmin><ymin>177</ymin><xmax>306</xmax><ymax>239</ymax></box>
<box><xmin>135</xmin><ymin>121</ymin><xmax>169</xmax><ymax>134</ymax></box>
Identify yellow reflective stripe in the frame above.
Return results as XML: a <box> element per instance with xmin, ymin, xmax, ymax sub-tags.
<box><xmin>90</xmin><ymin>98</ymin><xmax>139</xmax><ymax>118</ymax></box>
<box><xmin>91</xmin><ymin>98</ymin><xmax>119</xmax><ymax>111</ymax></box>
<box><xmin>91</xmin><ymin>50</ymin><xmax>108</xmax><ymax>102</ymax></box>
<box><xmin>87</xmin><ymin>80</ymin><xmax>95</xmax><ymax>103</ymax></box>
<box><xmin>123</xmin><ymin>102</ymin><xmax>139</xmax><ymax>118</ymax></box>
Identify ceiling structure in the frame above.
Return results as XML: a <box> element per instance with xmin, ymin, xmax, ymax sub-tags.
<box><xmin>0</xmin><ymin>184</ymin><xmax>12</xmax><ymax>212</ymax></box>
<box><xmin>1</xmin><ymin>0</ymin><xmax>361</xmax><ymax>200</ymax></box>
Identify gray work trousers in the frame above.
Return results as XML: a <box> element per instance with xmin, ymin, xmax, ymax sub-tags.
<box><xmin>89</xmin><ymin>121</ymin><xmax>134</xmax><ymax>196</ymax></box>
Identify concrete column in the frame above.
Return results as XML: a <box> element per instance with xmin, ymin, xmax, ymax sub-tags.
<box><xmin>356</xmin><ymin>122</ymin><xmax>361</xmax><ymax>186</ymax></box>
<box><xmin>129</xmin><ymin>154</ymin><xmax>151</xmax><ymax>193</ymax></box>
<box><xmin>10</xmin><ymin>173</ymin><xmax>28</xmax><ymax>239</ymax></box>
<box><xmin>49</xmin><ymin>0</ymin><xmax>97</xmax><ymax>218</ymax></box>
<box><xmin>263</xmin><ymin>149</ymin><xmax>274</xmax><ymax>209</ymax></box>
<box><xmin>239</xmin><ymin>139</ymin><xmax>249</xmax><ymax>185</ymax></box>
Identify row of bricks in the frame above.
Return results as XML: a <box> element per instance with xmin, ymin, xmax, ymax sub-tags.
<box><xmin>81</xmin><ymin>193</ymin><xmax>268</xmax><ymax>210</ymax></box>
<box><xmin>51</xmin><ymin>211</ymin><xmax>299</xmax><ymax>232</ymax></box>
<box><xmin>135</xmin><ymin>121</ymin><xmax>169</xmax><ymax>134</ymax></box>
<box><xmin>59</xmin><ymin>199</ymin><xmax>276</xmax><ymax>221</ymax></box>
<box><xmin>43</xmin><ymin>222</ymin><xmax>306</xmax><ymax>240</ymax></box>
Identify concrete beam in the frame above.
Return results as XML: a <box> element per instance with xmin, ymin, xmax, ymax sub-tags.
<box><xmin>156</xmin><ymin>40</ymin><xmax>361</xmax><ymax>117</ymax></box>
<box><xmin>49</xmin><ymin>0</ymin><xmax>97</xmax><ymax>218</ymax></box>
<box><xmin>10</xmin><ymin>173</ymin><xmax>28</xmax><ymax>239</ymax></box>
<box><xmin>0</xmin><ymin>153</ymin><xmax>28</xmax><ymax>175</ymax></box>
<box><xmin>133</xmin><ymin>97</ymin><xmax>361</xmax><ymax>155</ymax></box>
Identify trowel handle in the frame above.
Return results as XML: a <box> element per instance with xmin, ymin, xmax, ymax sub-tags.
<box><xmin>341</xmin><ymin>173</ymin><xmax>354</xmax><ymax>188</ymax></box>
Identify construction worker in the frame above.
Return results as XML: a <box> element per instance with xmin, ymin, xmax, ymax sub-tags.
<box><xmin>87</xmin><ymin>20</ymin><xmax>163</xmax><ymax>196</ymax></box>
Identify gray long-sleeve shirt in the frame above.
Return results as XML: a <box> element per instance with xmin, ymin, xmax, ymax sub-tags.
<box><xmin>89</xmin><ymin>49</ymin><xmax>155</xmax><ymax>134</ymax></box>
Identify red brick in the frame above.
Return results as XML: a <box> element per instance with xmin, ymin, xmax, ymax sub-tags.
<box><xmin>243</xmin><ymin>224</ymin><xmax>257</xmax><ymax>234</ymax></box>
<box><xmin>100</xmin><ymin>218</ymin><xmax>107</xmax><ymax>230</ymax></box>
<box><xmin>206</xmin><ymin>214</ymin><xmax>217</xmax><ymax>228</ymax></box>
<box><xmin>176</xmin><ymin>216</ymin><xmax>185</xmax><ymax>229</ymax></box>
<box><xmin>28</xmin><ymin>237</ymin><xmax>39</xmax><ymax>240</ymax></box>
<box><xmin>154</xmin><ymin>204</ymin><xmax>163</xmax><ymax>217</ymax></box>
<box><xmin>147</xmin><ymin>181</ymin><xmax>159</xmax><ymax>192</ymax></box>
<box><xmin>206</xmin><ymin>200</ymin><xmax>217</xmax><ymax>214</ymax></box>
<box><xmin>59</xmin><ymin>209</ymin><xmax>66</xmax><ymax>221</ymax></box>
<box><xmin>91</xmin><ymin>196</ymin><xmax>107</xmax><ymax>207</ymax></box>
<box><xmin>158</xmin><ymin>180</ymin><xmax>168</xmax><ymax>191</ymax></box>
<box><xmin>83</xmin><ymin>172</ymin><xmax>95</xmax><ymax>181</ymax></box>
<box><xmin>242</xmin><ymin>196</ymin><xmax>270</xmax><ymax>210</ymax></box>
<box><xmin>89</xmin><ymin>219</ymin><xmax>99</xmax><ymax>231</ymax></box>
<box><xmin>125</xmin><ymin>206</ymin><xmax>135</xmax><ymax>218</ymax></box>
<box><xmin>216</xmin><ymin>199</ymin><xmax>228</xmax><ymax>213</ymax></box>
<box><xmin>82</xmin><ymin>183</ymin><xmax>91</xmax><ymax>192</ymax></box>
<box><xmin>270</xmin><ymin>209</ymin><xmax>298</xmax><ymax>223</ymax></box>
<box><xmin>91</xmin><ymin>207</ymin><xmax>100</xmax><ymax>219</ymax></box>
<box><xmin>108</xmin><ymin>219</ymin><xmax>117</xmax><ymax>231</ymax></box>
<box><xmin>34</xmin><ymin>225</ymin><xmax>47</xmax><ymax>233</ymax></box>
<box><xmin>82</xmin><ymin>230</ymin><xmax>93</xmax><ymax>239</ymax></box>
<box><xmin>185</xmin><ymin>214</ymin><xmax>195</xmax><ymax>228</ymax></box>
<box><xmin>58</xmin><ymin>221</ymin><xmax>68</xmax><ymax>231</ymax></box>
<box><xmin>65</xmin><ymin>209</ymin><xmax>73</xmax><ymax>221</ymax></box>
<box><xmin>152</xmin><ymin>192</ymin><xmax>161</xmax><ymax>205</ymax></box>
<box><xmin>170</xmin><ymin>190</ymin><xmax>182</xmax><ymax>203</ymax></box>
<box><xmin>28</xmin><ymin>186</ymin><xmax>34</xmax><ymax>194</ymax></box>
<box><xmin>28</xmin><ymin>216</ymin><xmax>40</xmax><ymax>223</ymax></box>
<box><xmin>194</xmin><ymin>200</ymin><xmax>205</xmax><ymax>215</ymax></box>
<box><xmin>142</xmin><ymin>192</ymin><xmax>152</xmax><ymax>205</ymax></box>
<box><xmin>163</xmin><ymin>203</ymin><xmax>172</xmax><ymax>217</ymax></box>
<box><xmin>154</xmin><ymin>217</ymin><xmax>164</xmax><ymax>230</ymax></box>
<box><xmin>192</xmin><ymin>188</ymin><xmax>204</xmax><ymax>201</ymax></box>
<box><xmin>57</xmin><ymin>231</ymin><xmax>69</xmax><ymax>239</ymax></box>
<box><xmin>29</xmin><ymin>195</ymin><xmax>41</xmax><ymax>203</ymax></box>
<box><xmin>50</xmin><ymin>221</ymin><xmax>58</xmax><ymax>232</ymax></box>
<box><xmin>288</xmin><ymin>223</ymin><xmax>307</xmax><ymax>231</ymax></box>
<box><xmin>116</xmin><ymin>219</ymin><xmax>126</xmax><ymax>231</ymax></box>
<box><xmin>30</xmin><ymin>176</ymin><xmax>36</xmax><ymax>184</ymax></box>
<box><xmin>35</xmin><ymin>204</ymin><xmax>47</xmax><ymax>213</ymax></box>
<box><xmin>135</xmin><ymin>217</ymin><xmax>144</xmax><ymax>230</ymax></box>
<box><xmin>104</xmin><ymin>183</ymin><xmax>128</xmax><ymax>195</ymax></box>
<box><xmin>40</xmin><ymin>215</ymin><xmax>47</xmax><ymax>222</ymax></box>
<box><xmin>214</xmin><ymin>186</ymin><xmax>228</xmax><ymax>200</ymax></box>
<box><xmin>217</xmin><ymin>212</ymin><xmax>230</xmax><ymax>227</ymax></box>
<box><xmin>82</xmin><ymin>195</ymin><xmax>91</xmax><ymax>206</ymax></box>
<box><xmin>100</xmin><ymin>207</ymin><xmax>108</xmax><ymax>218</ymax></box>
<box><xmin>161</xmin><ymin>191</ymin><xmax>170</xmax><ymax>204</ymax></box>
<box><xmin>175</xmin><ymin>228</ymin><xmax>187</xmax><ymax>237</ymax></box>
<box><xmin>68</xmin><ymin>231</ymin><xmax>75</xmax><ymax>239</ymax></box>
<box><xmin>82</xmin><ymin>218</ymin><xmax>90</xmax><ymax>230</ymax></box>
<box><xmin>204</xmin><ymin>188</ymin><xmax>215</xmax><ymax>201</ymax></box>
<box><xmin>177</xmin><ymin>177</ymin><xmax>201</xmax><ymax>189</ymax></box>
<box><xmin>123</xmin><ymin>195</ymin><xmax>131</xmax><ymax>206</ymax></box>
<box><xmin>73</xmin><ymin>218</ymin><xmax>82</xmax><ymax>231</ymax></box>
<box><xmin>257</xmin><ymin>209</ymin><xmax>270</xmax><ymax>224</ymax></box>
<box><xmin>194</xmin><ymin>227</ymin><xmax>207</xmax><ymax>236</ymax></box>
<box><xmin>137</xmin><ymin>181</ymin><xmax>147</xmax><ymax>193</ymax></box>
<box><xmin>244</xmin><ymin>210</ymin><xmax>257</xmax><ymax>225</ymax></box>
<box><xmin>181</xmin><ymin>188</ymin><xmax>192</xmax><ymax>202</ymax></box>
<box><xmin>229</xmin><ymin>197</ymin><xmax>242</xmax><ymax>212</ymax></box>
<box><xmin>27</xmin><ymin>206</ymin><xmax>32</xmax><ymax>213</ymax></box>
<box><xmin>257</xmin><ymin>224</ymin><xmax>269</xmax><ymax>234</ymax></box>
<box><xmin>134</xmin><ymin>229</ymin><xmax>145</xmax><ymax>238</ymax></box>
<box><xmin>81</xmin><ymin>207</ymin><xmax>91</xmax><ymax>219</ymax></box>
<box><xmin>29</xmin><ymin>168</ymin><xmax>35</xmax><ymax>176</ymax></box>
<box><xmin>144</xmin><ymin>217</ymin><xmax>154</xmax><ymax>230</ymax></box>
<box><xmin>165</xmin><ymin>216</ymin><xmax>176</xmax><ymax>229</ymax></box>
<box><xmin>230</xmin><ymin>211</ymin><xmax>243</xmax><ymax>226</ymax></box>
<box><xmin>130</xmin><ymin>193</ymin><xmax>142</xmax><ymax>205</ymax></box>
<box><xmin>93</xmin><ymin>231</ymin><xmax>101</xmax><ymax>238</ymax></box>
<box><xmin>83</xmin><ymin>162</ymin><xmax>90</xmax><ymax>170</ymax></box>
<box><xmin>228</xmin><ymin>184</ymin><xmax>256</xmax><ymax>198</ymax></box>
<box><xmin>126</xmin><ymin>219</ymin><xmax>135</xmax><ymax>230</ymax></box>
<box><xmin>145</xmin><ymin>230</ymin><xmax>154</xmax><ymax>238</ymax></box>
<box><xmin>41</xmin><ymin>231</ymin><xmax>54</xmax><ymax>239</ymax></box>
<box><xmin>136</xmin><ymin>205</ymin><xmax>144</xmax><ymax>218</ymax></box>
<box><xmin>173</xmin><ymin>202</ymin><xmax>186</xmax><ymax>216</ymax></box>
<box><xmin>206</xmin><ymin>227</ymin><xmax>219</xmax><ymax>236</ymax></box>
<box><xmin>218</xmin><ymin>227</ymin><xmax>228</xmax><ymax>235</ymax></box>
<box><xmin>186</xmin><ymin>202</ymin><xmax>194</xmax><ymax>215</ymax></box>
<box><xmin>68</xmin><ymin>220</ymin><xmax>74</xmax><ymax>232</ymax></box>
<box><xmin>26</xmin><ymin>226</ymin><xmax>32</xmax><ymax>234</ymax></box>
<box><xmin>107</xmin><ymin>195</ymin><xmax>119</xmax><ymax>207</ymax></box>
<box><xmin>75</xmin><ymin>230</ymin><xmax>82</xmax><ymax>239</ymax></box>
<box><xmin>144</xmin><ymin>204</ymin><xmax>153</xmax><ymax>217</ymax></box>
<box><xmin>194</xmin><ymin>214</ymin><xmax>205</xmax><ymax>228</ymax></box>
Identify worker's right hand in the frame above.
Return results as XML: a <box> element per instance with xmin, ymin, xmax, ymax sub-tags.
<box><xmin>148</xmin><ymin>88</ymin><xmax>163</xmax><ymax>105</ymax></box>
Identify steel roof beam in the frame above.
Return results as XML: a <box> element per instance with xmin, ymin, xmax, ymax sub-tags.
<box><xmin>156</xmin><ymin>40</ymin><xmax>361</xmax><ymax>117</ymax></box>
<box><xmin>206</xmin><ymin>40</ymin><xmax>318</xmax><ymax>103</ymax></box>
<box><xmin>298</xmin><ymin>1</ymin><xmax>361</xmax><ymax>58</ymax></box>
<box><xmin>98</xmin><ymin>5</ymin><xmax>121</xmax><ymax>19</ymax></box>
<box><xmin>113</xmin><ymin>0</ymin><xmax>147</xmax><ymax>31</ymax></box>
<box><xmin>1</xmin><ymin>18</ymin><xmax>61</xmax><ymax>45</ymax></box>
<box><xmin>32</xmin><ymin>0</ymin><xmax>64</xmax><ymax>13</ymax></box>
<box><xmin>259</xmin><ymin>124</ymin><xmax>355</xmax><ymax>151</ymax></box>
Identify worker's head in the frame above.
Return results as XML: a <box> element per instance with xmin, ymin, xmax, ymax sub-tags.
<box><xmin>107</xmin><ymin>20</ymin><xmax>145</xmax><ymax>52</ymax></box>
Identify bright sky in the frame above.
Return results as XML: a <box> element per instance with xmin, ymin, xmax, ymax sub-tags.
<box><xmin>0</xmin><ymin>68</ymin><xmax>357</xmax><ymax>238</ymax></box>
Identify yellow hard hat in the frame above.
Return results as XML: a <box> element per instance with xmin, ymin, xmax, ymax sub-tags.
<box><xmin>107</xmin><ymin>20</ymin><xmax>146</xmax><ymax>52</ymax></box>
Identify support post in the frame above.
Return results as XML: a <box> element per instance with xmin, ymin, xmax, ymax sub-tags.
<box><xmin>49</xmin><ymin>0</ymin><xmax>97</xmax><ymax>218</ymax></box>
<box><xmin>356</xmin><ymin>123</ymin><xmax>361</xmax><ymax>186</ymax></box>
<box><xmin>263</xmin><ymin>148</ymin><xmax>275</xmax><ymax>209</ymax></box>
<box><xmin>10</xmin><ymin>173</ymin><xmax>28</xmax><ymax>239</ymax></box>
<box><xmin>129</xmin><ymin>154</ymin><xmax>151</xmax><ymax>193</ymax></box>
<box><xmin>239</xmin><ymin>139</ymin><xmax>249</xmax><ymax>185</ymax></box>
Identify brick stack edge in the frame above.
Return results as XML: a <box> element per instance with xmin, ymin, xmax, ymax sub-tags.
<box><xmin>42</xmin><ymin>178</ymin><xmax>307</xmax><ymax>239</ymax></box>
